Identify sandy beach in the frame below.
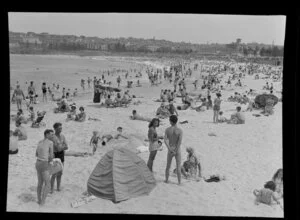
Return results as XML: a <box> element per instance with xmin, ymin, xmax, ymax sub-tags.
<box><xmin>8</xmin><ymin>54</ymin><xmax>283</xmax><ymax>217</ymax></box>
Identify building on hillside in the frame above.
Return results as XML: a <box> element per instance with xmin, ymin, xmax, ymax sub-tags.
<box><xmin>22</xmin><ymin>35</ymin><xmax>42</xmax><ymax>45</ymax></box>
<box><xmin>147</xmin><ymin>45</ymin><xmax>160</xmax><ymax>52</ymax></box>
<box><xmin>100</xmin><ymin>44</ymin><xmax>108</xmax><ymax>51</ymax></box>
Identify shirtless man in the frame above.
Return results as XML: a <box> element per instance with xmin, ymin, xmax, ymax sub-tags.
<box><xmin>35</xmin><ymin>129</ymin><xmax>54</xmax><ymax>205</ymax></box>
<box><xmin>49</xmin><ymin>123</ymin><xmax>68</xmax><ymax>193</ymax></box>
<box><xmin>12</xmin><ymin>85</ymin><xmax>26</xmax><ymax>110</ymax></box>
<box><xmin>164</xmin><ymin>115</ymin><xmax>183</xmax><ymax>185</ymax></box>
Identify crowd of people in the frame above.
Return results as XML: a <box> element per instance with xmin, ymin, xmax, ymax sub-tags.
<box><xmin>9</xmin><ymin>57</ymin><xmax>283</xmax><ymax>209</ymax></box>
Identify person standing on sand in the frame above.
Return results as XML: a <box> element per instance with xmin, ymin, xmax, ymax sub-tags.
<box><xmin>12</xmin><ymin>85</ymin><xmax>26</xmax><ymax>110</ymax></box>
<box><xmin>41</xmin><ymin>82</ymin><xmax>47</xmax><ymax>103</ymax></box>
<box><xmin>117</xmin><ymin>75</ymin><xmax>121</xmax><ymax>87</ymax></box>
<box><xmin>147</xmin><ymin>118</ymin><xmax>163</xmax><ymax>172</ymax></box>
<box><xmin>49</xmin><ymin>123</ymin><xmax>68</xmax><ymax>193</ymax></box>
<box><xmin>35</xmin><ymin>129</ymin><xmax>54</xmax><ymax>205</ymax></box>
<box><xmin>213</xmin><ymin>93</ymin><xmax>222</xmax><ymax>123</ymax></box>
<box><xmin>164</xmin><ymin>115</ymin><xmax>183</xmax><ymax>185</ymax></box>
<box><xmin>87</xmin><ymin>77</ymin><xmax>91</xmax><ymax>89</ymax></box>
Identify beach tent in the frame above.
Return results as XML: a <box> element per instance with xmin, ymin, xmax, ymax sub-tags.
<box><xmin>254</xmin><ymin>94</ymin><xmax>279</xmax><ymax>108</ymax></box>
<box><xmin>87</xmin><ymin>148</ymin><xmax>156</xmax><ymax>203</ymax></box>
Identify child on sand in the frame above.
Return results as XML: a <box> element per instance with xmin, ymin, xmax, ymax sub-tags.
<box><xmin>28</xmin><ymin>106</ymin><xmax>36</xmax><ymax>122</ymax></box>
<box><xmin>90</xmin><ymin>131</ymin><xmax>101</xmax><ymax>155</ymax></box>
<box><xmin>253</xmin><ymin>181</ymin><xmax>282</xmax><ymax>208</ymax></box>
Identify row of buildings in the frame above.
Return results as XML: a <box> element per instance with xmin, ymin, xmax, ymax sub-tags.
<box><xmin>9</xmin><ymin>31</ymin><xmax>281</xmax><ymax>57</ymax></box>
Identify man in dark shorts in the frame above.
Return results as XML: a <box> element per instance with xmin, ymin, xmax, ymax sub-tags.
<box><xmin>49</xmin><ymin>122</ymin><xmax>68</xmax><ymax>193</ymax></box>
<box><xmin>164</xmin><ymin>115</ymin><xmax>183</xmax><ymax>185</ymax></box>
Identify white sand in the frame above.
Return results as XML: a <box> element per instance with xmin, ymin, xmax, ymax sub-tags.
<box><xmin>8</xmin><ymin>55</ymin><xmax>283</xmax><ymax>217</ymax></box>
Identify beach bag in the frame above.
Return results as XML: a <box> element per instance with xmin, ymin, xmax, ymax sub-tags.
<box><xmin>49</xmin><ymin>158</ymin><xmax>63</xmax><ymax>175</ymax></box>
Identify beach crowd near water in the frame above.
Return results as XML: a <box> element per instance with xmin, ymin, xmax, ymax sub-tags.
<box><xmin>9</xmin><ymin>54</ymin><xmax>283</xmax><ymax>216</ymax></box>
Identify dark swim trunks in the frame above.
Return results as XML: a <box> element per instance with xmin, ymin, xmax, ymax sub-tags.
<box><xmin>54</xmin><ymin>151</ymin><xmax>65</xmax><ymax>164</ymax></box>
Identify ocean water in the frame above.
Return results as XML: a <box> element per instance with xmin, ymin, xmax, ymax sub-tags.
<box><xmin>9</xmin><ymin>54</ymin><xmax>157</xmax><ymax>92</ymax></box>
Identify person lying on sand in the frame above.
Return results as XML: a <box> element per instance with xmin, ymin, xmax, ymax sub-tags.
<box><xmin>227</xmin><ymin>106</ymin><xmax>245</xmax><ymax>124</ymax></box>
<box><xmin>88</xmin><ymin>117</ymin><xmax>101</xmax><ymax>121</ymax></box>
<box><xmin>130</xmin><ymin>110</ymin><xmax>152</xmax><ymax>122</ymax></box>
<box><xmin>253</xmin><ymin>181</ymin><xmax>282</xmax><ymax>208</ymax></box>
<box><xmin>100</xmin><ymin>127</ymin><xmax>128</xmax><ymax>146</ymax></box>
<box><xmin>64</xmin><ymin>151</ymin><xmax>92</xmax><ymax>157</ymax></box>
<box><xmin>74</xmin><ymin>106</ymin><xmax>86</xmax><ymax>122</ymax></box>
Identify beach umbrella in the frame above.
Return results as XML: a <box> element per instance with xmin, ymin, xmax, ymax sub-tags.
<box><xmin>254</xmin><ymin>94</ymin><xmax>279</xmax><ymax>108</ymax></box>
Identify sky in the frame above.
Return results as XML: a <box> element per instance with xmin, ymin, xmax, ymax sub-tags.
<box><xmin>8</xmin><ymin>13</ymin><xmax>286</xmax><ymax>46</ymax></box>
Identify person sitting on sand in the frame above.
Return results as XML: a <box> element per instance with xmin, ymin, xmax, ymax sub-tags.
<box><xmin>246</xmin><ymin>98</ymin><xmax>255</xmax><ymax>112</ymax></box>
<box><xmin>114</xmin><ymin>93</ymin><xmax>122</xmax><ymax>107</ymax></box>
<box><xmin>100</xmin><ymin>127</ymin><xmax>128</xmax><ymax>146</ymax></box>
<box><xmin>272</xmin><ymin>168</ymin><xmax>283</xmax><ymax>198</ymax></box>
<box><xmin>51</xmin><ymin>94</ymin><xmax>61</xmax><ymax>102</ymax></box>
<box><xmin>14</xmin><ymin>120</ymin><xmax>27</xmax><ymax>140</ymax></box>
<box><xmin>74</xmin><ymin>107</ymin><xmax>86</xmax><ymax>122</ymax></box>
<box><xmin>156</xmin><ymin>102</ymin><xmax>171</xmax><ymax>119</ymax></box>
<box><xmin>27</xmin><ymin>106</ymin><xmax>36</xmax><ymax>123</ymax></box>
<box><xmin>9</xmin><ymin>130</ymin><xmax>19</xmax><ymax>155</ymax></box>
<box><xmin>90</xmin><ymin>131</ymin><xmax>101</xmax><ymax>155</ymax></box>
<box><xmin>217</xmin><ymin>111</ymin><xmax>228</xmax><ymax>123</ymax></box>
<box><xmin>31</xmin><ymin>111</ymin><xmax>47</xmax><ymax>128</ymax></box>
<box><xmin>253</xmin><ymin>181</ymin><xmax>282</xmax><ymax>208</ymax></box>
<box><xmin>262</xmin><ymin>98</ymin><xmax>275</xmax><ymax>116</ymax></box>
<box><xmin>55</xmin><ymin>96</ymin><xmax>69</xmax><ymax>113</ymax></box>
<box><xmin>227</xmin><ymin>106</ymin><xmax>245</xmax><ymax>124</ymax></box>
<box><xmin>174</xmin><ymin>147</ymin><xmax>202</xmax><ymax>179</ymax></box>
<box><xmin>15</xmin><ymin>109</ymin><xmax>27</xmax><ymax>124</ymax></box>
<box><xmin>104</xmin><ymin>95</ymin><xmax>115</xmax><ymax>108</ymax></box>
<box><xmin>66</xmin><ymin>105</ymin><xmax>77</xmax><ymax>121</ymax></box>
<box><xmin>73</xmin><ymin>88</ymin><xmax>78</xmax><ymax>97</ymax></box>
<box><xmin>167</xmin><ymin>101</ymin><xmax>179</xmax><ymax>116</ymax></box>
<box><xmin>130</xmin><ymin>110</ymin><xmax>152</xmax><ymax>122</ymax></box>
